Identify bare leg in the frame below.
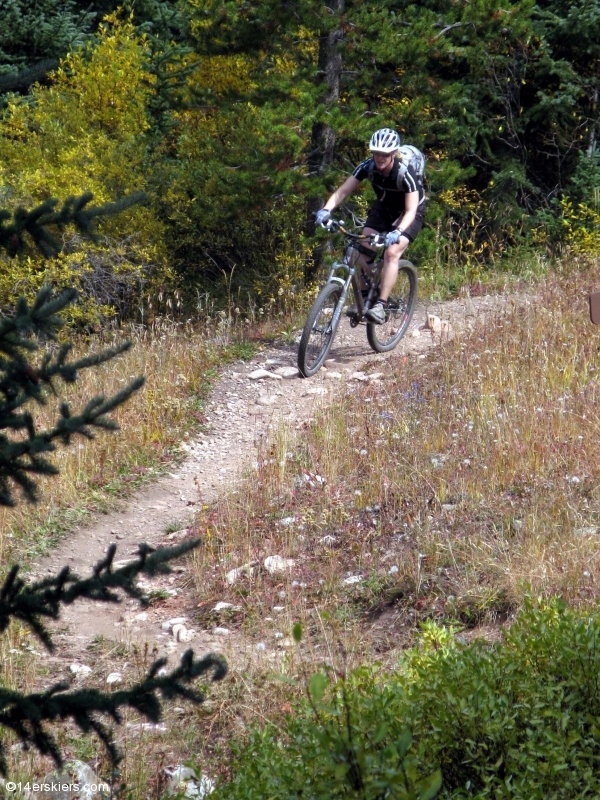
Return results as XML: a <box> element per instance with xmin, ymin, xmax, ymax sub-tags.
<box><xmin>354</xmin><ymin>226</ymin><xmax>380</xmax><ymax>290</ymax></box>
<box><xmin>378</xmin><ymin>235</ymin><xmax>410</xmax><ymax>301</ymax></box>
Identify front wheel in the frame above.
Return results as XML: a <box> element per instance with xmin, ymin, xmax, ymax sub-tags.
<box><xmin>298</xmin><ymin>282</ymin><xmax>343</xmax><ymax>377</ymax></box>
<box><xmin>367</xmin><ymin>260</ymin><xmax>418</xmax><ymax>353</ymax></box>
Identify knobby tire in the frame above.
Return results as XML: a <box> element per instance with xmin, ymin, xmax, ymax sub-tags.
<box><xmin>298</xmin><ymin>282</ymin><xmax>342</xmax><ymax>377</ymax></box>
<box><xmin>367</xmin><ymin>260</ymin><xmax>418</xmax><ymax>353</ymax></box>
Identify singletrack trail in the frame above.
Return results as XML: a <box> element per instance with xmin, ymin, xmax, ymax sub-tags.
<box><xmin>28</xmin><ymin>292</ymin><xmax>515</xmax><ymax>673</ymax></box>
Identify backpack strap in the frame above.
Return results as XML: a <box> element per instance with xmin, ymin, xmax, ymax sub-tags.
<box><xmin>367</xmin><ymin>159</ymin><xmax>375</xmax><ymax>183</ymax></box>
<box><xmin>396</xmin><ymin>159</ymin><xmax>409</xmax><ymax>189</ymax></box>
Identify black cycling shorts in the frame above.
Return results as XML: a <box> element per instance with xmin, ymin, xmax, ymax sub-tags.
<box><xmin>365</xmin><ymin>201</ymin><xmax>426</xmax><ymax>242</ymax></box>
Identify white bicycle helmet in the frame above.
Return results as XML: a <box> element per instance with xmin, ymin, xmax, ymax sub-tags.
<box><xmin>369</xmin><ymin>128</ymin><xmax>401</xmax><ymax>153</ymax></box>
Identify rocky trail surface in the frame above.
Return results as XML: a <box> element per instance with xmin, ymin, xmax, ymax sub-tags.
<box><xmin>28</xmin><ymin>293</ymin><xmax>512</xmax><ymax>678</ymax></box>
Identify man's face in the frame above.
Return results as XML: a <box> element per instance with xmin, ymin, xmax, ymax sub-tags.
<box><xmin>372</xmin><ymin>151</ymin><xmax>395</xmax><ymax>172</ymax></box>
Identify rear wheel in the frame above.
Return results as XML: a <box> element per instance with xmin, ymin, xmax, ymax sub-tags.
<box><xmin>367</xmin><ymin>260</ymin><xmax>417</xmax><ymax>353</ymax></box>
<box><xmin>298</xmin><ymin>282</ymin><xmax>342</xmax><ymax>377</ymax></box>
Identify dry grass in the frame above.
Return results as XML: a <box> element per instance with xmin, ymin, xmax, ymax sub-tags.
<box><xmin>0</xmin><ymin>316</ymin><xmax>258</xmax><ymax>566</ymax></box>
<box><xmin>187</xmin><ymin>263</ymin><xmax>600</xmax><ymax>712</ymax></box>
<box><xmin>92</xmin><ymin>262</ymin><xmax>597</xmax><ymax>792</ymax></box>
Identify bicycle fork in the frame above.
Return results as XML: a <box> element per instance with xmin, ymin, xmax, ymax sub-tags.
<box><xmin>324</xmin><ymin>264</ymin><xmax>355</xmax><ymax>332</ymax></box>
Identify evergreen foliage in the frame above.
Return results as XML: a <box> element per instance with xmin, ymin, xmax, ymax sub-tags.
<box><xmin>0</xmin><ymin>541</ymin><xmax>226</xmax><ymax>775</ymax></box>
<box><xmin>173</xmin><ymin>0</ymin><xmax>600</xmax><ymax>288</ymax></box>
<box><xmin>0</xmin><ymin>0</ymin><xmax>95</xmax><ymax>90</ymax></box>
<box><xmin>0</xmin><ymin>285</ymin><xmax>227</xmax><ymax>774</ymax></box>
<box><xmin>0</xmin><ymin>191</ymin><xmax>146</xmax><ymax>258</ymax></box>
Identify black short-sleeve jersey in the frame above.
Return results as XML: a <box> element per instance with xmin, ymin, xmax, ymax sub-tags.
<box><xmin>352</xmin><ymin>157</ymin><xmax>423</xmax><ymax>215</ymax></box>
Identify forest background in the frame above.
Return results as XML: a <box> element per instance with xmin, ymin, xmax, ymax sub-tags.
<box><xmin>1</xmin><ymin>0</ymin><xmax>600</xmax><ymax>324</ymax></box>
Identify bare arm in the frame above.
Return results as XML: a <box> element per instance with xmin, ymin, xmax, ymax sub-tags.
<box><xmin>397</xmin><ymin>191</ymin><xmax>419</xmax><ymax>232</ymax></box>
<box><xmin>323</xmin><ymin>176</ymin><xmax>361</xmax><ymax>212</ymax></box>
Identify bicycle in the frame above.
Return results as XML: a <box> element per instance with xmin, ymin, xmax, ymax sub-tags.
<box><xmin>297</xmin><ymin>221</ymin><xmax>418</xmax><ymax>377</ymax></box>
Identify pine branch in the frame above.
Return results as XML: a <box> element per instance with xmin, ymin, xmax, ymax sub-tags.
<box><xmin>0</xmin><ymin>286</ymin><xmax>145</xmax><ymax>505</ymax></box>
<box><xmin>0</xmin><ymin>192</ymin><xmax>147</xmax><ymax>258</ymax></box>
<box><xmin>0</xmin><ymin>540</ymin><xmax>202</xmax><ymax>649</ymax></box>
<box><xmin>0</xmin><ymin>539</ymin><xmax>227</xmax><ymax>775</ymax></box>
<box><xmin>0</xmin><ymin>286</ymin><xmax>228</xmax><ymax>779</ymax></box>
<box><xmin>0</xmin><ymin>648</ymin><xmax>227</xmax><ymax>775</ymax></box>
<box><xmin>0</xmin><ymin>59</ymin><xmax>60</xmax><ymax>95</ymax></box>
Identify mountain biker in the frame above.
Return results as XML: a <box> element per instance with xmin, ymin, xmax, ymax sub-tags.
<box><xmin>315</xmin><ymin>128</ymin><xmax>425</xmax><ymax>324</ymax></box>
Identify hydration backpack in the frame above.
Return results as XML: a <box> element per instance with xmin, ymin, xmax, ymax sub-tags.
<box><xmin>397</xmin><ymin>145</ymin><xmax>425</xmax><ymax>180</ymax></box>
<box><xmin>368</xmin><ymin>144</ymin><xmax>426</xmax><ymax>188</ymax></box>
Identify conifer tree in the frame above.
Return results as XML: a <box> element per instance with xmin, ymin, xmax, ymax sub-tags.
<box><xmin>0</xmin><ymin>191</ymin><xmax>146</xmax><ymax>259</ymax></box>
<box><xmin>0</xmin><ymin>0</ymin><xmax>95</xmax><ymax>96</ymax></box>
<box><xmin>0</xmin><ymin>285</ymin><xmax>227</xmax><ymax>775</ymax></box>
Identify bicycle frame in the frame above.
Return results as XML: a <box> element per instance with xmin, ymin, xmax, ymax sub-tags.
<box><xmin>324</xmin><ymin>240</ymin><xmax>382</xmax><ymax>325</ymax></box>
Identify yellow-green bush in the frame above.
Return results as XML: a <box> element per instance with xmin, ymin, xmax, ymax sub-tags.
<box><xmin>0</xmin><ymin>15</ymin><xmax>172</xmax><ymax>323</ymax></box>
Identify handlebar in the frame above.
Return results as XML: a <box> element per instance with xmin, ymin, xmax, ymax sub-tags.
<box><xmin>321</xmin><ymin>219</ymin><xmax>385</xmax><ymax>247</ymax></box>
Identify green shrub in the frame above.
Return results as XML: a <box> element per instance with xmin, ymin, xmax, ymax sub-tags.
<box><xmin>216</xmin><ymin>602</ymin><xmax>600</xmax><ymax>799</ymax></box>
<box><xmin>214</xmin><ymin>668</ymin><xmax>441</xmax><ymax>800</ymax></box>
<box><xmin>402</xmin><ymin>600</ymin><xmax>600</xmax><ymax>798</ymax></box>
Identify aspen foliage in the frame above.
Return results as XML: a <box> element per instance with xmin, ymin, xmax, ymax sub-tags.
<box><xmin>0</xmin><ymin>16</ymin><xmax>171</xmax><ymax>323</ymax></box>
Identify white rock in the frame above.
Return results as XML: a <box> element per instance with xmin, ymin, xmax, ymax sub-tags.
<box><xmin>274</xmin><ymin>366</ymin><xmax>299</xmax><ymax>378</ymax></box>
<box><xmin>70</xmin><ymin>664</ymin><xmax>92</xmax><ymax>676</ymax></box>
<box><xmin>34</xmin><ymin>760</ymin><xmax>101</xmax><ymax>799</ymax></box>
<box><xmin>213</xmin><ymin>602</ymin><xmax>235</xmax><ymax>612</ymax></box>
<box><xmin>350</xmin><ymin>371</ymin><xmax>368</xmax><ymax>381</ymax></box>
<box><xmin>248</xmin><ymin>369</ymin><xmax>283</xmax><ymax>380</ymax></box>
<box><xmin>426</xmin><ymin>314</ymin><xmax>442</xmax><ymax>333</ymax></box>
<box><xmin>324</xmin><ymin>371</ymin><xmax>343</xmax><ymax>380</ymax></box>
<box><xmin>225</xmin><ymin>562</ymin><xmax>257</xmax><ymax>585</ymax></box>
<box><xmin>342</xmin><ymin>575</ymin><xmax>363</xmax><ymax>585</ymax></box>
<box><xmin>278</xmin><ymin>517</ymin><xmax>296</xmax><ymax>528</ymax></box>
<box><xmin>106</xmin><ymin>671</ymin><xmax>123</xmax><ymax>684</ymax></box>
<box><xmin>134</xmin><ymin>612</ymin><xmax>148</xmax><ymax>621</ymax></box>
<box><xmin>264</xmin><ymin>555</ymin><xmax>296</xmax><ymax>574</ymax></box>
<box><xmin>368</xmin><ymin>372</ymin><xmax>384</xmax><ymax>380</ymax></box>
<box><xmin>273</xmin><ymin>606</ymin><xmax>285</xmax><ymax>612</ymax></box>
<box><xmin>302</xmin><ymin>386</ymin><xmax>328</xmax><ymax>396</ymax></box>
<box><xmin>172</xmin><ymin>624</ymin><xmax>194</xmax><ymax>642</ymax></box>
<box><xmin>410</xmin><ymin>327</ymin><xmax>421</xmax><ymax>338</ymax></box>
<box><xmin>126</xmin><ymin>722</ymin><xmax>168</xmax><ymax>734</ymax></box>
<box><xmin>161</xmin><ymin>616</ymin><xmax>187</xmax><ymax>630</ymax></box>
<box><xmin>256</xmin><ymin>395</ymin><xmax>278</xmax><ymax>406</ymax></box>
<box><xmin>213</xmin><ymin>627</ymin><xmax>231</xmax><ymax>636</ymax></box>
<box><xmin>165</xmin><ymin>766</ymin><xmax>215</xmax><ymax>799</ymax></box>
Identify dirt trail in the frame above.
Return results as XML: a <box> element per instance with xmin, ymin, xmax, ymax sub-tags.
<box><xmin>28</xmin><ymin>293</ymin><xmax>511</xmax><ymax>673</ymax></box>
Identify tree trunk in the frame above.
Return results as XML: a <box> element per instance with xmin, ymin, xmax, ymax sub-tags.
<box><xmin>588</xmin><ymin>85</ymin><xmax>598</xmax><ymax>157</ymax></box>
<box><xmin>305</xmin><ymin>0</ymin><xmax>345</xmax><ymax>283</ymax></box>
